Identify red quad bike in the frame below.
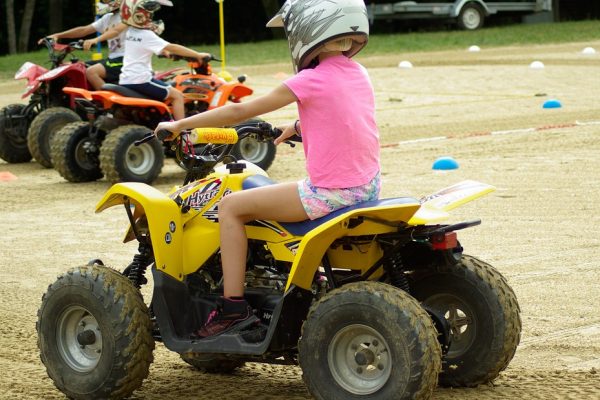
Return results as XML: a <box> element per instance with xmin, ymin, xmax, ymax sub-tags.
<box><xmin>0</xmin><ymin>38</ymin><xmax>94</xmax><ymax>167</ymax></box>
<box><xmin>51</xmin><ymin>55</ymin><xmax>265</xmax><ymax>184</ymax></box>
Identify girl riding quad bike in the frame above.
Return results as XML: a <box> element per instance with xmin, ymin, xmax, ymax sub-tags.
<box><xmin>38</xmin><ymin>2</ymin><xmax>520</xmax><ymax>399</ymax></box>
<box><xmin>37</xmin><ymin>122</ymin><xmax>521</xmax><ymax>399</ymax></box>
<box><xmin>51</xmin><ymin>54</ymin><xmax>262</xmax><ymax>184</ymax></box>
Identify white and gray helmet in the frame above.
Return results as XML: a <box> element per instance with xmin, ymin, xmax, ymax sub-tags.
<box><xmin>267</xmin><ymin>0</ymin><xmax>369</xmax><ymax>73</ymax></box>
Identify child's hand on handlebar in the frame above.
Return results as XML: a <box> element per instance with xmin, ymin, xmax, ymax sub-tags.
<box><xmin>83</xmin><ymin>38</ymin><xmax>97</xmax><ymax>51</ymax></box>
<box><xmin>197</xmin><ymin>52</ymin><xmax>212</xmax><ymax>64</ymax></box>
<box><xmin>38</xmin><ymin>35</ymin><xmax>57</xmax><ymax>45</ymax></box>
<box><xmin>274</xmin><ymin>122</ymin><xmax>298</xmax><ymax>145</ymax></box>
<box><xmin>154</xmin><ymin>121</ymin><xmax>180</xmax><ymax>141</ymax></box>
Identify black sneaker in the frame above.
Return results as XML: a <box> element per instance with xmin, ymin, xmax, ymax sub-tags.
<box><xmin>192</xmin><ymin>297</ymin><xmax>258</xmax><ymax>339</ymax></box>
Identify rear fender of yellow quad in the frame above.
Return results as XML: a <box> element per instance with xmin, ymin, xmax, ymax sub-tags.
<box><xmin>96</xmin><ymin>182</ymin><xmax>185</xmax><ymax>280</ymax></box>
<box><xmin>285</xmin><ymin>202</ymin><xmax>420</xmax><ymax>292</ymax></box>
<box><xmin>409</xmin><ymin>180</ymin><xmax>496</xmax><ymax>225</ymax></box>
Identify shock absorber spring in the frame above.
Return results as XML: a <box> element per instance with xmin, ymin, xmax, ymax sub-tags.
<box><xmin>386</xmin><ymin>252</ymin><xmax>410</xmax><ymax>293</ymax></box>
<box><xmin>125</xmin><ymin>243</ymin><xmax>152</xmax><ymax>288</ymax></box>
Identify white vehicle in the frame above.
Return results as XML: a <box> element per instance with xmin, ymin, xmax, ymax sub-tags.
<box><xmin>367</xmin><ymin>0</ymin><xmax>552</xmax><ymax>30</ymax></box>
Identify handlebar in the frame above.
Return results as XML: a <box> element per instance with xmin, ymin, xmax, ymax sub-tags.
<box><xmin>40</xmin><ymin>37</ymin><xmax>83</xmax><ymax>51</ymax></box>
<box><xmin>135</xmin><ymin>121</ymin><xmax>294</xmax><ymax>183</ymax></box>
<box><xmin>135</xmin><ymin>122</ymin><xmax>289</xmax><ymax>149</ymax></box>
<box><xmin>134</xmin><ymin>121</ymin><xmax>284</xmax><ymax>147</ymax></box>
<box><xmin>40</xmin><ymin>38</ymin><xmax>84</xmax><ymax>68</ymax></box>
<box><xmin>158</xmin><ymin>53</ymin><xmax>221</xmax><ymax>64</ymax></box>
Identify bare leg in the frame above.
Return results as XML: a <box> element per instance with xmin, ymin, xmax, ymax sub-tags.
<box><xmin>218</xmin><ymin>182</ymin><xmax>307</xmax><ymax>297</ymax></box>
<box><xmin>86</xmin><ymin>63</ymin><xmax>107</xmax><ymax>90</ymax></box>
<box><xmin>167</xmin><ymin>87</ymin><xmax>185</xmax><ymax>120</ymax></box>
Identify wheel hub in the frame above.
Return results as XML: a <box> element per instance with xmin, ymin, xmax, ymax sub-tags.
<box><xmin>237</xmin><ymin>137</ymin><xmax>268</xmax><ymax>163</ymax></box>
<box><xmin>354</xmin><ymin>348</ymin><xmax>376</xmax><ymax>366</ymax></box>
<box><xmin>463</xmin><ymin>9</ymin><xmax>481</xmax><ymax>29</ymax></box>
<box><xmin>328</xmin><ymin>324</ymin><xmax>392</xmax><ymax>395</ymax></box>
<box><xmin>423</xmin><ymin>294</ymin><xmax>476</xmax><ymax>358</ymax></box>
<box><xmin>126</xmin><ymin>142</ymin><xmax>155</xmax><ymax>175</ymax></box>
<box><xmin>75</xmin><ymin>139</ymin><xmax>98</xmax><ymax>170</ymax></box>
<box><xmin>76</xmin><ymin>329</ymin><xmax>97</xmax><ymax>346</ymax></box>
<box><xmin>57</xmin><ymin>305</ymin><xmax>103</xmax><ymax>372</ymax></box>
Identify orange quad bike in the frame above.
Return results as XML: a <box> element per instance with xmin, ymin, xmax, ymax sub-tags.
<box><xmin>50</xmin><ymin>55</ymin><xmax>268</xmax><ymax>184</ymax></box>
<box><xmin>161</xmin><ymin>54</ymin><xmax>277</xmax><ymax>170</ymax></box>
<box><xmin>0</xmin><ymin>38</ymin><xmax>94</xmax><ymax>167</ymax></box>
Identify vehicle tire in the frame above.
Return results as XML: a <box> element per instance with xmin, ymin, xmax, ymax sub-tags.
<box><xmin>457</xmin><ymin>3</ymin><xmax>485</xmax><ymax>31</ymax></box>
<box><xmin>230</xmin><ymin>136</ymin><xmax>276</xmax><ymax>171</ymax></box>
<box><xmin>28</xmin><ymin>107</ymin><xmax>80</xmax><ymax>168</ymax></box>
<box><xmin>51</xmin><ymin>121</ymin><xmax>103</xmax><ymax>182</ymax></box>
<box><xmin>410</xmin><ymin>254</ymin><xmax>521</xmax><ymax>387</ymax></box>
<box><xmin>180</xmin><ymin>353</ymin><xmax>246</xmax><ymax>373</ymax></box>
<box><xmin>100</xmin><ymin>124</ymin><xmax>164</xmax><ymax>184</ymax></box>
<box><xmin>36</xmin><ymin>264</ymin><xmax>155</xmax><ymax>400</ymax></box>
<box><xmin>0</xmin><ymin>104</ymin><xmax>32</xmax><ymax>163</ymax></box>
<box><xmin>229</xmin><ymin>118</ymin><xmax>276</xmax><ymax>171</ymax></box>
<box><xmin>299</xmin><ymin>281</ymin><xmax>440</xmax><ymax>400</ymax></box>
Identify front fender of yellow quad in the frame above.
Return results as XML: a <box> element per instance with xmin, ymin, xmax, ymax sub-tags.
<box><xmin>285</xmin><ymin>202</ymin><xmax>420</xmax><ymax>292</ymax></box>
<box><xmin>96</xmin><ymin>183</ymin><xmax>184</xmax><ymax>280</ymax></box>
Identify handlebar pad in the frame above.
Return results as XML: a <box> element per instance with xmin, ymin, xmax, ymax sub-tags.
<box><xmin>190</xmin><ymin>128</ymin><xmax>238</xmax><ymax>144</ymax></box>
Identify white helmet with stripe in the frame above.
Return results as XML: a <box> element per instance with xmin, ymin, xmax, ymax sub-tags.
<box><xmin>266</xmin><ymin>0</ymin><xmax>369</xmax><ymax>73</ymax></box>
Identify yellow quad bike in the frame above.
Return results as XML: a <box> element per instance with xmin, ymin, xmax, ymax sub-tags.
<box><xmin>36</xmin><ymin>122</ymin><xmax>521</xmax><ymax>400</ymax></box>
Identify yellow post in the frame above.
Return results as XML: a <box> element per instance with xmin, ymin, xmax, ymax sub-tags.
<box><xmin>217</xmin><ymin>0</ymin><xmax>232</xmax><ymax>81</ymax></box>
<box><xmin>92</xmin><ymin>0</ymin><xmax>103</xmax><ymax>60</ymax></box>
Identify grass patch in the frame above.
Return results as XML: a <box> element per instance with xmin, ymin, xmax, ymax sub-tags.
<box><xmin>0</xmin><ymin>20</ymin><xmax>598</xmax><ymax>80</ymax></box>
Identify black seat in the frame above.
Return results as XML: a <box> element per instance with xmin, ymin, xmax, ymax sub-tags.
<box><xmin>101</xmin><ymin>83</ymin><xmax>151</xmax><ymax>100</ymax></box>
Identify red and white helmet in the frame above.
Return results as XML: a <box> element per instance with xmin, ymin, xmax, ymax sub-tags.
<box><xmin>97</xmin><ymin>0</ymin><xmax>122</xmax><ymax>16</ymax></box>
<box><xmin>120</xmin><ymin>0</ymin><xmax>172</xmax><ymax>34</ymax></box>
<box><xmin>267</xmin><ymin>0</ymin><xmax>369</xmax><ymax>73</ymax></box>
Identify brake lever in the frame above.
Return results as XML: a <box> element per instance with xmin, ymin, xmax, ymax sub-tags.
<box><xmin>269</xmin><ymin>126</ymin><xmax>300</xmax><ymax>148</ymax></box>
<box><xmin>134</xmin><ymin>133</ymin><xmax>155</xmax><ymax>146</ymax></box>
<box><xmin>71</xmin><ymin>40</ymin><xmax>84</xmax><ymax>50</ymax></box>
<box><xmin>134</xmin><ymin>129</ymin><xmax>172</xmax><ymax>146</ymax></box>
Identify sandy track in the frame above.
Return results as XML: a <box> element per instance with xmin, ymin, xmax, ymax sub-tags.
<box><xmin>1</xmin><ymin>41</ymin><xmax>600</xmax><ymax>399</ymax></box>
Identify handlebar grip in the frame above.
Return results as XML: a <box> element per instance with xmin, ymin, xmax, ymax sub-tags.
<box><xmin>156</xmin><ymin>129</ymin><xmax>172</xmax><ymax>141</ymax></box>
<box><xmin>272</xmin><ymin>127</ymin><xmax>283</xmax><ymax>138</ymax></box>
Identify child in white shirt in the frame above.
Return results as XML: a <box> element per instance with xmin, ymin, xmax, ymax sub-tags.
<box><xmin>84</xmin><ymin>0</ymin><xmax>208</xmax><ymax>120</ymax></box>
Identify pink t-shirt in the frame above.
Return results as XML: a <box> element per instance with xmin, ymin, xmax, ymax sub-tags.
<box><xmin>284</xmin><ymin>55</ymin><xmax>380</xmax><ymax>188</ymax></box>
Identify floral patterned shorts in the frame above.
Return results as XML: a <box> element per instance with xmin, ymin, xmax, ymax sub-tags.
<box><xmin>297</xmin><ymin>172</ymin><xmax>381</xmax><ymax>220</ymax></box>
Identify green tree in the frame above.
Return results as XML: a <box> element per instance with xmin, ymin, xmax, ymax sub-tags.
<box><xmin>4</xmin><ymin>0</ymin><xmax>37</xmax><ymax>54</ymax></box>
<box><xmin>18</xmin><ymin>0</ymin><xmax>36</xmax><ymax>52</ymax></box>
<box><xmin>4</xmin><ymin>0</ymin><xmax>17</xmax><ymax>54</ymax></box>
<box><xmin>49</xmin><ymin>0</ymin><xmax>64</xmax><ymax>34</ymax></box>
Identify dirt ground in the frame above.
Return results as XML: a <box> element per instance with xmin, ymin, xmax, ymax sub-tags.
<box><xmin>1</xmin><ymin>40</ymin><xmax>600</xmax><ymax>399</ymax></box>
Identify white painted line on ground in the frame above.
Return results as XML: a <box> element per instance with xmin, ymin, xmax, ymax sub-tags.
<box><xmin>491</xmin><ymin>128</ymin><xmax>536</xmax><ymax>135</ymax></box>
<box><xmin>576</xmin><ymin>120</ymin><xmax>600</xmax><ymax>126</ymax></box>
<box><xmin>399</xmin><ymin>136</ymin><xmax>447</xmax><ymax>144</ymax></box>
<box><xmin>382</xmin><ymin>119</ymin><xmax>600</xmax><ymax>149</ymax></box>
